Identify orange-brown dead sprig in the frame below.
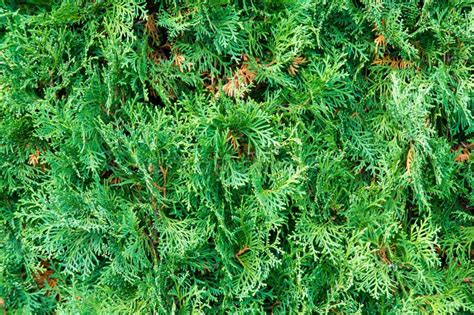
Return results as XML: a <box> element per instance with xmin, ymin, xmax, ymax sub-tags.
<box><xmin>288</xmin><ymin>56</ymin><xmax>307</xmax><ymax>76</ymax></box>
<box><xmin>28</xmin><ymin>149</ymin><xmax>41</xmax><ymax>166</ymax></box>
<box><xmin>223</xmin><ymin>55</ymin><xmax>256</xmax><ymax>98</ymax></box>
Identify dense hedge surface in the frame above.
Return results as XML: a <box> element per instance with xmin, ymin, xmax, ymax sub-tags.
<box><xmin>0</xmin><ymin>0</ymin><xmax>473</xmax><ymax>313</ymax></box>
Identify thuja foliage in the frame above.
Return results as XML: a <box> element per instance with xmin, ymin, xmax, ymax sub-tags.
<box><xmin>0</xmin><ymin>0</ymin><xmax>473</xmax><ymax>313</ymax></box>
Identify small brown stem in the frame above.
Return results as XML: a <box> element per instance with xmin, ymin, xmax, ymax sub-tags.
<box><xmin>235</xmin><ymin>246</ymin><xmax>250</xmax><ymax>266</ymax></box>
<box><xmin>270</xmin><ymin>300</ymin><xmax>280</xmax><ymax>314</ymax></box>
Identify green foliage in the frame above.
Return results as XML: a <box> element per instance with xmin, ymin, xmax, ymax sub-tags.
<box><xmin>0</xmin><ymin>0</ymin><xmax>473</xmax><ymax>313</ymax></box>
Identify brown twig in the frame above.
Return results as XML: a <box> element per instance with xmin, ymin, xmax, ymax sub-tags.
<box><xmin>235</xmin><ymin>246</ymin><xmax>250</xmax><ymax>266</ymax></box>
<box><xmin>270</xmin><ymin>300</ymin><xmax>280</xmax><ymax>314</ymax></box>
<box><xmin>159</xmin><ymin>165</ymin><xmax>168</xmax><ymax>199</ymax></box>
<box><xmin>151</xmin><ymin>165</ymin><xmax>169</xmax><ymax>213</ymax></box>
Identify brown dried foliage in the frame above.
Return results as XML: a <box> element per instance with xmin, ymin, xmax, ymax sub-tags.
<box><xmin>374</xmin><ymin>34</ymin><xmax>386</xmax><ymax>54</ymax></box>
<box><xmin>372</xmin><ymin>25</ymin><xmax>415</xmax><ymax>70</ymax></box>
<box><xmin>378</xmin><ymin>247</ymin><xmax>392</xmax><ymax>265</ymax></box>
<box><xmin>406</xmin><ymin>143</ymin><xmax>414</xmax><ymax>175</ymax></box>
<box><xmin>372</xmin><ymin>55</ymin><xmax>414</xmax><ymax>69</ymax></box>
<box><xmin>28</xmin><ymin>149</ymin><xmax>41</xmax><ymax>166</ymax></box>
<box><xmin>223</xmin><ymin>55</ymin><xmax>256</xmax><ymax>98</ymax></box>
<box><xmin>172</xmin><ymin>53</ymin><xmax>185</xmax><ymax>72</ymax></box>
<box><xmin>33</xmin><ymin>260</ymin><xmax>57</xmax><ymax>290</ymax></box>
<box><xmin>226</xmin><ymin>131</ymin><xmax>255</xmax><ymax>160</ymax></box>
<box><xmin>0</xmin><ymin>298</ymin><xmax>5</xmax><ymax>315</ymax></box>
<box><xmin>145</xmin><ymin>13</ymin><xmax>159</xmax><ymax>46</ymax></box>
<box><xmin>288</xmin><ymin>56</ymin><xmax>307</xmax><ymax>76</ymax></box>
<box><xmin>454</xmin><ymin>143</ymin><xmax>472</xmax><ymax>163</ymax></box>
